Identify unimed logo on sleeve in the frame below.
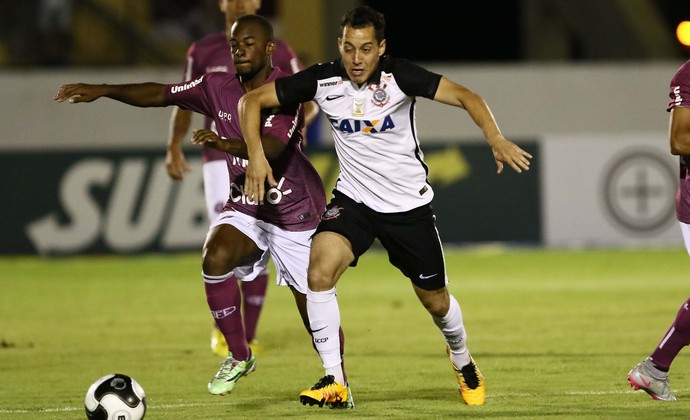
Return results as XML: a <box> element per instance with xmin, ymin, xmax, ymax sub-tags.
<box><xmin>170</xmin><ymin>76</ymin><xmax>204</xmax><ymax>94</ymax></box>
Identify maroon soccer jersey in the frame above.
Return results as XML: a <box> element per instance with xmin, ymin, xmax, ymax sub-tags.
<box><xmin>668</xmin><ymin>60</ymin><xmax>690</xmax><ymax>224</ymax></box>
<box><xmin>183</xmin><ymin>31</ymin><xmax>304</xmax><ymax>163</ymax></box>
<box><xmin>165</xmin><ymin>69</ymin><xmax>325</xmax><ymax>231</ymax></box>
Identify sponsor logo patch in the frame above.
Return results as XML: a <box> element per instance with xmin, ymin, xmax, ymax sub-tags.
<box><xmin>319</xmin><ymin>80</ymin><xmax>342</xmax><ymax>87</ymax></box>
<box><xmin>170</xmin><ymin>76</ymin><xmax>204</xmax><ymax>93</ymax></box>
<box><xmin>211</xmin><ymin>306</ymin><xmax>237</xmax><ymax>319</ymax></box>
<box><xmin>329</xmin><ymin>116</ymin><xmax>395</xmax><ymax>134</ymax></box>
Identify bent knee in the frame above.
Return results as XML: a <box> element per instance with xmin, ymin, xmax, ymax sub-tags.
<box><xmin>307</xmin><ymin>265</ymin><xmax>338</xmax><ymax>291</ymax></box>
<box><xmin>202</xmin><ymin>243</ymin><xmax>234</xmax><ymax>275</ymax></box>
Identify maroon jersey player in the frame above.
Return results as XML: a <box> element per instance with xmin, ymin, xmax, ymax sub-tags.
<box><xmin>166</xmin><ymin>0</ymin><xmax>317</xmax><ymax>358</ymax></box>
<box><xmin>628</xmin><ymin>59</ymin><xmax>690</xmax><ymax>401</ymax></box>
<box><xmin>55</xmin><ymin>14</ymin><xmax>347</xmax><ymax>400</ymax></box>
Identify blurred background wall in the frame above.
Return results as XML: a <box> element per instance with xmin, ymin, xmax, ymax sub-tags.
<box><xmin>2</xmin><ymin>0</ymin><xmax>688</xmax><ymax>67</ymax></box>
<box><xmin>2</xmin><ymin>0</ymin><xmax>690</xmax><ymax>254</ymax></box>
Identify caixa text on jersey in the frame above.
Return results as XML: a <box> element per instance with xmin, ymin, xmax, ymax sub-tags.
<box><xmin>329</xmin><ymin>115</ymin><xmax>395</xmax><ymax>133</ymax></box>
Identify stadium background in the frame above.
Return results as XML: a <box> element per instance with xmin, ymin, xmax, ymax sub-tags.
<box><xmin>1</xmin><ymin>0</ymin><xmax>690</xmax><ymax>254</ymax></box>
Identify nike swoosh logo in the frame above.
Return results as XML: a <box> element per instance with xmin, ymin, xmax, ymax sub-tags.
<box><xmin>226</xmin><ymin>371</ymin><xmax>243</xmax><ymax>382</ymax></box>
<box><xmin>326</xmin><ymin>95</ymin><xmax>344</xmax><ymax>101</ymax></box>
<box><xmin>418</xmin><ymin>273</ymin><xmax>438</xmax><ymax>280</ymax></box>
<box><xmin>311</xmin><ymin>326</ymin><xmax>327</xmax><ymax>333</ymax></box>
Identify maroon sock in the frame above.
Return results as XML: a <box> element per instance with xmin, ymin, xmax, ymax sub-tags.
<box><xmin>240</xmin><ymin>273</ymin><xmax>268</xmax><ymax>342</ymax></box>
<box><xmin>204</xmin><ymin>273</ymin><xmax>249</xmax><ymax>361</ymax></box>
<box><xmin>650</xmin><ymin>297</ymin><xmax>690</xmax><ymax>370</ymax></box>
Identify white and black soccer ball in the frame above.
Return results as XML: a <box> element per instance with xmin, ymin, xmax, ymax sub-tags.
<box><xmin>84</xmin><ymin>373</ymin><xmax>146</xmax><ymax>420</ymax></box>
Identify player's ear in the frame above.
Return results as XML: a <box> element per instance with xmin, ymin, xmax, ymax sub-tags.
<box><xmin>378</xmin><ymin>39</ymin><xmax>386</xmax><ymax>56</ymax></box>
<box><xmin>266</xmin><ymin>40</ymin><xmax>276</xmax><ymax>55</ymax></box>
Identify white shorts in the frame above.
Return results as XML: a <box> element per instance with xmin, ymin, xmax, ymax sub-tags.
<box><xmin>210</xmin><ymin>209</ymin><xmax>313</xmax><ymax>294</ymax></box>
<box><xmin>204</xmin><ymin>159</ymin><xmax>269</xmax><ymax>278</ymax></box>
<box><xmin>680</xmin><ymin>221</ymin><xmax>690</xmax><ymax>257</ymax></box>
<box><xmin>203</xmin><ymin>159</ymin><xmax>230</xmax><ymax>224</ymax></box>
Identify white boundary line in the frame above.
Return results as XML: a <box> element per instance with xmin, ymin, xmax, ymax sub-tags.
<box><xmin>2</xmin><ymin>389</ymin><xmax>681</xmax><ymax>414</ymax></box>
<box><xmin>0</xmin><ymin>402</ymin><xmax>212</xmax><ymax>414</ymax></box>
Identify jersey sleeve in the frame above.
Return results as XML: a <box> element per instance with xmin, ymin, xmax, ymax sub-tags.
<box><xmin>165</xmin><ymin>74</ymin><xmax>214</xmax><ymax>118</ymax></box>
<box><xmin>260</xmin><ymin>103</ymin><xmax>302</xmax><ymax>145</ymax></box>
<box><xmin>669</xmin><ymin>63</ymin><xmax>690</xmax><ymax>111</ymax></box>
<box><xmin>392</xmin><ymin>59</ymin><xmax>442</xmax><ymax>99</ymax></box>
<box><xmin>274</xmin><ymin>64</ymin><xmax>319</xmax><ymax>106</ymax></box>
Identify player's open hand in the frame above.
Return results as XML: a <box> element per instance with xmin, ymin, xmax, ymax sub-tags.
<box><xmin>165</xmin><ymin>147</ymin><xmax>190</xmax><ymax>181</ymax></box>
<box><xmin>244</xmin><ymin>157</ymin><xmax>277</xmax><ymax>204</ymax></box>
<box><xmin>192</xmin><ymin>129</ymin><xmax>239</xmax><ymax>154</ymax></box>
<box><xmin>191</xmin><ymin>129</ymin><xmax>222</xmax><ymax>147</ymax></box>
<box><xmin>54</xmin><ymin>84</ymin><xmax>105</xmax><ymax>104</ymax></box>
<box><xmin>491</xmin><ymin>138</ymin><xmax>532</xmax><ymax>174</ymax></box>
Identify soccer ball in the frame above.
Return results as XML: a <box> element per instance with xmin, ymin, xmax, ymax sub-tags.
<box><xmin>84</xmin><ymin>373</ymin><xmax>147</xmax><ymax>420</ymax></box>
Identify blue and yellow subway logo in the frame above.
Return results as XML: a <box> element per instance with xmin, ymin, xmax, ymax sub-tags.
<box><xmin>329</xmin><ymin>115</ymin><xmax>395</xmax><ymax>134</ymax></box>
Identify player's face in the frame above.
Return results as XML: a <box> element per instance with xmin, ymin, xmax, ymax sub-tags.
<box><xmin>229</xmin><ymin>21</ymin><xmax>273</xmax><ymax>79</ymax></box>
<box><xmin>338</xmin><ymin>25</ymin><xmax>386</xmax><ymax>85</ymax></box>
<box><xmin>219</xmin><ymin>0</ymin><xmax>260</xmax><ymax>22</ymax></box>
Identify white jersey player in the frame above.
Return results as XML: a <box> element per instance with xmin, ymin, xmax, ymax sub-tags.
<box><xmin>239</xmin><ymin>5</ymin><xmax>532</xmax><ymax>408</ymax></box>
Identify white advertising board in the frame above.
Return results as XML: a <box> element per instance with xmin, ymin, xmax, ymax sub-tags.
<box><xmin>542</xmin><ymin>132</ymin><xmax>683</xmax><ymax>248</ymax></box>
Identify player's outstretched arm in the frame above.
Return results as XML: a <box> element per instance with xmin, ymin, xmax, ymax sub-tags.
<box><xmin>238</xmin><ymin>82</ymin><xmax>282</xmax><ymax>201</ymax></box>
<box><xmin>433</xmin><ymin>77</ymin><xmax>532</xmax><ymax>174</ymax></box>
<box><xmin>54</xmin><ymin>83</ymin><xmax>169</xmax><ymax>108</ymax></box>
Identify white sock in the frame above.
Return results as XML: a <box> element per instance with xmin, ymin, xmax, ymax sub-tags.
<box><xmin>307</xmin><ymin>287</ymin><xmax>345</xmax><ymax>385</ymax></box>
<box><xmin>433</xmin><ymin>294</ymin><xmax>470</xmax><ymax>368</ymax></box>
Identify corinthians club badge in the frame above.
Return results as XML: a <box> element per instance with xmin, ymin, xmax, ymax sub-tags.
<box><xmin>370</xmin><ymin>83</ymin><xmax>389</xmax><ymax>107</ymax></box>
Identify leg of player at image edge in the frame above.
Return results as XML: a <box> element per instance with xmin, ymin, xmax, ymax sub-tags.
<box><xmin>627</xmin><ymin>296</ymin><xmax>690</xmax><ymax>401</ymax></box>
<box><xmin>299</xmin><ymin>288</ymin><xmax>354</xmax><ymax>409</ymax></box>
<box><xmin>435</xmin><ymin>294</ymin><xmax>485</xmax><ymax>405</ymax></box>
<box><xmin>628</xmin><ymin>358</ymin><xmax>676</xmax><ymax>401</ymax></box>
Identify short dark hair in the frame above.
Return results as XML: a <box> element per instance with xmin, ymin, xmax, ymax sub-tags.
<box><xmin>235</xmin><ymin>14</ymin><xmax>274</xmax><ymax>41</ymax></box>
<box><xmin>340</xmin><ymin>6</ymin><xmax>385</xmax><ymax>42</ymax></box>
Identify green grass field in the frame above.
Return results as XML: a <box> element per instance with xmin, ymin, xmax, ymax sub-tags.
<box><xmin>2</xmin><ymin>247</ymin><xmax>690</xmax><ymax>419</ymax></box>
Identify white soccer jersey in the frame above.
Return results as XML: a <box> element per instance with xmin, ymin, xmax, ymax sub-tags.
<box><xmin>275</xmin><ymin>56</ymin><xmax>442</xmax><ymax>213</ymax></box>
